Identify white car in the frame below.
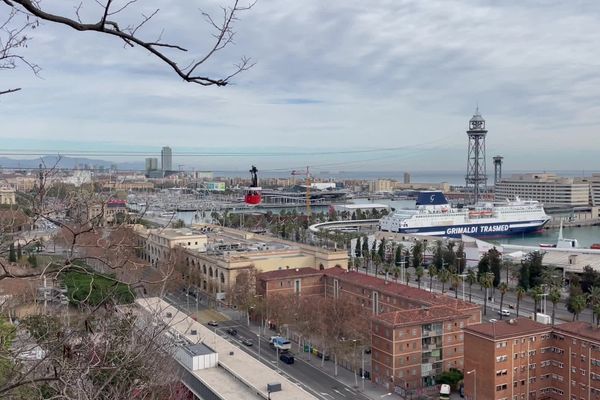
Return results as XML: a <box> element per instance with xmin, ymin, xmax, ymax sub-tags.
<box><xmin>497</xmin><ymin>309</ymin><xmax>511</xmax><ymax>317</ymax></box>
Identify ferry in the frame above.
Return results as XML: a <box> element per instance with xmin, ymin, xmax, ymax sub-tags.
<box><xmin>379</xmin><ymin>191</ymin><xmax>550</xmax><ymax>238</ymax></box>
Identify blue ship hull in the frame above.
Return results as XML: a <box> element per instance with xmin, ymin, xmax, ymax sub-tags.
<box><xmin>388</xmin><ymin>219</ymin><xmax>549</xmax><ymax>239</ymax></box>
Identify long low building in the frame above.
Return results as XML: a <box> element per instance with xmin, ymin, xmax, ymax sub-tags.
<box><xmin>136</xmin><ymin>297</ymin><xmax>318</xmax><ymax>400</ymax></box>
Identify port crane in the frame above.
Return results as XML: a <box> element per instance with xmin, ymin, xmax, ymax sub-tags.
<box><xmin>291</xmin><ymin>166</ymin><xmax>311</xmax><ymax>216</ymax></box>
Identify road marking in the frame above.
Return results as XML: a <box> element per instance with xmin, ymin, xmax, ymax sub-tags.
<box><xmin>332</xmin><ymin>389</ymin><xmax>346</xmax><ymax>397</ymax></box>
<box><xmin>320</xmin><ymin>393</ymin><xmax>334</xmax><ymax>398</ymax></box>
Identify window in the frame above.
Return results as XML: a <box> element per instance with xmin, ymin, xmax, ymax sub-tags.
<box><xmin>294</xmin><ymin>279</ymin><xmax>301</xmax><ymax>294</ymax></box>
<box><xmin>497</xmin><ymin>355</ymin><xmax>508</xmax><ymax>362</ymax></box>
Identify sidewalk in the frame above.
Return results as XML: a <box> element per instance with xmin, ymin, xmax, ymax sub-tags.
<box><xmin>222</xmin><ymin>309</ymin><xmax>393</xmax><ymax>399</ymax></box>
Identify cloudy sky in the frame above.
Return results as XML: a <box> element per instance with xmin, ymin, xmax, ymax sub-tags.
<box><xmin>1</xmin><ymin>0</ymin><xmax>600</xmax><ymax>172</ymax></box>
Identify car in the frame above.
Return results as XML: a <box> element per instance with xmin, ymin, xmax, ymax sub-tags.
<box><xmin>279</xmin><ymin>353</ymin><xmax>294</xmax><ymax>364</ymax></box>
<box><xmin>498</xmin><ymin>309</ymin><xmax>511</xmax><ymax>317</ymax></box>
<box><xmin>226</xmin><ymin>328</ymin><xmax>238</xmax><ymax>336</ymax></box>
<box><xmin>489</xmin><ymin>318</ymin><xmax>498</xmax><ymax>323</ymax></box>
<box><xmin>242</xmin><ymin>338</ymin><xmax>253</xmax><ymax>346</ymax></box>
<box><xmin>207</xmin><ymin>321</ymin><xmax>219</xmax><ymax>327</ymax></box>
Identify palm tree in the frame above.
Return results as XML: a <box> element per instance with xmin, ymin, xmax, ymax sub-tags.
<box><xmin>530</xmin><ymin>286</ymin><xmax>545</xmax><ymax>323</ymax></box>
<box><xmin>498</xmin><ymin>282</ymin><xmax>509</xmax><ymax>319</ymax></box>
<box><xmin>438</xmin><ymin>268</ymin><xmax>451</xmax><ymax>293</ymax></box>
<box><xmin>515</xmin><ymin>286</ymin><xmax>526</xmax><ymax>318</ymax></box>
<box><xmin>569</xmin><ymin>294</ymin><xmax>587</xmax><ymax>321</ymax></box>
<box><xmin>450</xmin><ymin>273</ymin><xmax>461</xmax><ymax>299</ymax></box>
<box><xmin>415</xmin><ymin>266</ymin><xmax>424</xmax><ymax>290</ymax></box>
<box><xmin>541</xmin><ymin>265</ymin><xmax>562</xmax><ymax>289</ymax></box>
<box><xmin>405</xmin><ymin>271</ymin><xmax>411</xmax><ymax>285</ymax></box>
<box><xmin>480</xmin><ymin>272</ymin><xmax>494</xmax><ymax>316</ymax></box>
<box><xmin>587</xmin><ymin>286</ymin><xmax>600</xmax><ymax>324</ymax></box>
<box><xmin>428</xmin><ymin>265</ymin><xmax>438</xmax><ymax>292</ymax></box>
<box><xmin>548</xmin><ymin>287</ymin><xmax>561</xmax><ymax>326</ymax></box>
<box><xmin>466</xmin><ymin>270</ymin><xmax>477</xmax><ymax>302</ymax></box>
<box><xmin>594</xmin><ymin>304</ymin><xmax>600</xmax><ymax>327</ymax></box>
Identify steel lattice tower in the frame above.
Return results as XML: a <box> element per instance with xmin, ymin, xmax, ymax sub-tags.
<box><xmin>465</xmin><ymin>108</ymin><xmax>488</xmax><ymax>204</ymax></box>
<box><xmin>493</xmin><ymin>155</ymin><xmax>504</xmax><ymax>185</ymax></box>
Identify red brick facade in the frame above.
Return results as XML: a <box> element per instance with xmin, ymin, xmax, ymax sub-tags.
<box><xmin>464</xmin><ymin>319</ymin><xmax>600</xmax><ymax>400</ymax></box>
<box><xmin>257</xmin><ymin>267</ymin><xmax>482</xmax><ymax>392</ymax></box>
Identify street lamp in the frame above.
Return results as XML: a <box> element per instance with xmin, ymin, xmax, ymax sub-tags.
<box><xmin>467</xmin><ymin>369</ymin><xmax>476</xmax><ymax>400</ymax></box>
<box><xmin>459</xmin><ymin>273</ymin><xmax>467</xmax><ymax>302</ymax></box>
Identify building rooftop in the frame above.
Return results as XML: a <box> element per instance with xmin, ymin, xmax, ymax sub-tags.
<box><xmin>324</xmin><ymin>267</ymin><xmax>478</xmax><ymax>311</ymax></box>
<box><xmin>553</xmin><ymin>321</ymin><xmax>600</xmax><ymax>343</ymax></box>
<box><xmin>464</xmin><ymin>318</ymin><xmax>551</xmax><ymax>340</ymax></box>
<box><xmin>376</xmin><ymin>305</ymin><xmax>467</xmax><ymax>327</ymax></box>
<box><xmin>136</xmin><ymin>298</ymin><xmax>318</xmax><ymax>400</ymax></box>
<box><xmin>258</xmin><ymin>267</ymin><xmax>325</xmax><ymax>281</ymax></box>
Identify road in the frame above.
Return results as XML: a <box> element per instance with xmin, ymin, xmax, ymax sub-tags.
<box><xmin>362</xmin><ymin>266</ymin><xmax>593</xmax><ymax>323</ymax></box>
<box><xmin>164</xmin><ymin>290</ymin><xmax>372</xmax><ymax>400</ymax></box>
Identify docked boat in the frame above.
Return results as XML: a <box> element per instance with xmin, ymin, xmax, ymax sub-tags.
<box><xmin>379</xmin><ymin>191</ymin><xmax>550</xmax><ymax>238</ymax></box>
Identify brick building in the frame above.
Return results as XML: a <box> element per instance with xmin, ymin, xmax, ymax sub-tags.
<box><xmin>257</xmin><ymin>267</ymin><xmax>481</xmax><ymax>392</ymax></box>
<box><xmin>464</xmin><ymin>318</ymin><xmax>600</xmax><ymax>400</ymax></box>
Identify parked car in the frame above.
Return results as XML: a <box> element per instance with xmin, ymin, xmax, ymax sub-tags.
<box><xmin>489</xmin><ymin>318</ymin><xmax>498</xmax><ymax>323</ymax></box>
<box><xmin>226</xmin><ymin>328</ymin><xmax>238</xmax><ymax>336</ymax></box>
<box><xmin>279</xmin><ymin>353</ymin><xmax>295</xmax><ymax>364</ymax></box>
<box><xmin>207</xmin><ymin>321</ymin><xmax>219</xmax><ymax>327</ymax></box>
<box><xmin>242</xmin><ymin>338</ymin><xmax>253</xmax><ymax>346</ymax></box>
<box><xmin>497</xmin><ymin>309</ymin><xmax>511</xmax><ymax>317</ymax></box>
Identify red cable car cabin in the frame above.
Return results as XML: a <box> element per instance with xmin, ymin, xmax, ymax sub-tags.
<box><xmin>244</xmin><ymin>187</ymin><xmax>262</xmax><ymax>205</ymax></box>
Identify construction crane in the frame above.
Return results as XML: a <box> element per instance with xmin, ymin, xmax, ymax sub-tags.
<box><xmin>291</xmin><ymin>166</ymin><xmax>311</xmax><ymax>216</ymax></box>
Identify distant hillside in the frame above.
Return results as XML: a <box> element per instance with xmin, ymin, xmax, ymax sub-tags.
<box><xmin>0</xmin><ymin>156</ymin><xmax>144</xmax><ymax>171</ymax></box>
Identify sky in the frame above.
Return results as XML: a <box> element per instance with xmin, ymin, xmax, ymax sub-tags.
<box><xmin>1</xmin><ymin>0</ymin><xmax>600</xmax><ymax>173</ymax></box>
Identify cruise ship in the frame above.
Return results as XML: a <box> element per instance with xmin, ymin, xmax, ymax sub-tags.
<box><xmin>379</xmin><ymin>191</ymin><xmax>550</xmax><ymax>238</ymax></box>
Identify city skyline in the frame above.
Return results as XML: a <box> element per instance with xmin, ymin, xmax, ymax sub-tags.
<box><xmin>3</xmin><ymin>1</ymin><xmax>600</xmax><ymax>171</ymax></box>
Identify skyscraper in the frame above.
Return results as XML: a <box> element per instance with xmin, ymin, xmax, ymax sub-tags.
<box><xmin>145</xmin><ymin>157</ymin><xmax>158</xmax><ymax>171</ymax></box>
<box><xmin>161</xmin><ymin>146</ymin><xmax>172</xmax><ymax>172</ymax></box>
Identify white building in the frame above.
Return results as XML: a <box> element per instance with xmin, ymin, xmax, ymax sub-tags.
<box><xmin>161</xmin><ymin>146</ymin><xmax>172</xmax><ymax>172</ymax></box>
<box><xmin>495</xmin><ymin>173</ymin><xmax>590</xmax><ymax>207</ymax></box>
<box><xmin>0</xmin><ymin>187</ymin><xmax>16</xmax><ymax>205</ymax></box>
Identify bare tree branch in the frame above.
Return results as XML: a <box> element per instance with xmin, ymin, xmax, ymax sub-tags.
<box><xmin>1</xmin><ymin>0</ymin><xmax>255</xmax><ymax>95</ymax></box>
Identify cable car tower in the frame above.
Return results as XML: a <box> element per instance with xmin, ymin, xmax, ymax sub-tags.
<box><xmin>465</xmin><ymin>108</ymin><xmax>488</xmax><ymax>204</ymax></box>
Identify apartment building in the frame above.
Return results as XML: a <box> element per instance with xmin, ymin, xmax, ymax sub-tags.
<box><xmin>591</xmin><ymin>174</ymin><xmax>600</xmax><ymax>207</ymax></box>
<box><xmin>257</xmin><ymin>267</ymin><xmax>481</xmax><ymax>393</ymax></box>
<box><xmin>495</xmin><ymin>174</ymin><xmax>590</xmax><ymax>207</ymax></box>
<box><xmin>464</xmin><ymin>318</ymin><xmax>600</xmax><ymax>400</ymax></box>
<box><xmin>0</xmin><ymin>187</ymin><xmax>16</xmax><ymax>205</ymax></box>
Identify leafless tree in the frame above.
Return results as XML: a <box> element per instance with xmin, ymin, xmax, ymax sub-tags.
<box><xmin>1</xmin><ymin>0</ymin><xmax>255</xmax><ymax>94</ymax></box>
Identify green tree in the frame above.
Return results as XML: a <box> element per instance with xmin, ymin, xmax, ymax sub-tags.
<box><xmin>355</xmin><ymin>236</ymin><xmax>362</xmax><ymax>258</ymax></box>
<box><xmin>515</xmin><ymin>286</ymin><xmax>526</xmax><ymax>318</ymax></box>
<box><xmin>378</xmin><ymin>238</ymin><xmax>386</xmax><ymax>262</ymax></box>
<box><xmin>480</xmin><ymin>272</ymin><xmax>494</xmax><ymax>316</ymax></box>
<box><xmin>415</xmin><ymin>266</ymin><xmax>424</xmax><ymax>289</ymax></box>
<box><xmin>529</xmin><ymin>286</ymin><xmax>545</xmax><ymax>323</ymax></box>
<box><xmin>361</xmin><ymin>236</ymin><xmax>369</xmax><ymax>260</ymax></box>
<box><xmin>428</xmin><ymin>265</ymin><xmax>438</xmax><ymax>292</ymax></box>
<box><xmin>405</xmin><ymin>271</ymin><xmax>411</xmax><ymax>285</ymax></box>
<box><xmin>456</xmin><ymin>242</ymin><xmax>466</xmax><ymax>274</ymax></box>
<box><xmin>27</xmin><ymin>254</ymin><xmax>37</xmax><ymax>268</ymax></box>
<box><xmin>8</xmin><ymin>243</ymin><xmax>16</xmax><ymax>263</ymax></box>
<box><xmin>524</xmin><ymin>251</ymin><xmax>544</xmax><ymax>288</ymax></box>
<box><xmin>450</xmin><ymin>273</ymin><xmax>461</xmax><ymax>299</ymax></box>
<box><xmin>548</xmin><ymin>287</ymin><xmax>561</xmax><ymax>326</ymax></box>
<box><xmin>477</xmin><ymin>253</ymin><xmax>490</xmax><ymax>279</ymax></box>
<box><xmin>594</xmin><ymin>304</ymin><xmax>600</xmax><ymax>327</ymax></box>
<box><xmin>395</xmin><ymin>244</ymin><xmax>403</xmax><ymax>267</ymax></box>
<box><xmin>568</xmin><ymin>294</ymin><xmax>587</xmax><ymax>321</ymax></box>
<box><xmin>432</xmin><ymin>240</ymin><xmax>444</xmax><ymax>269</ymax></box>
<box><xmin>412</xmin><ymin>240</ymin><xmax>423</xmax><ymax>269</ymax></box>
<box><xmin>587</xmin><ymin>286</ymin><xmax>600</xmax><ymax>325</ymax></box>
<box><xmin>466</xmin><ymin>270</ymin><xmax>477</xmax><ymax>302</ymax></box>
<box><xmin>518</xmin><ymin>263</ymin><xmax>531</xmax><ymax>290</ymax></box>
<box><xmin>489</xmin><ymin>247</ymin><xmax>502</xmax><ymax>287</ymax></box>
<box><xmin>541</xmin><ymin>265</ymin><xmax>562</xmax><ymax>289</ymax></box>
<box><xmin>438</xmin><ymin>268</ymin><xmax>450</xmax><ymax>293</ymax></box>
<box><xmin>498</xmin><ymin>282</ymin><xmax>509</xmax><ymax>319</ymax></box>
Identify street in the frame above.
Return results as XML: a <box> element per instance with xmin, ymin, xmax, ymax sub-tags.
<box><xmin>164</xmin><ymin>290</ymin><xmax>374</xmax><ymax>400</ymax></box>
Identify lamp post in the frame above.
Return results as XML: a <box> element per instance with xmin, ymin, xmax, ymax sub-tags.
<box><xmin>467</xmin><ymin>369</ymin><xmax>476</xmax><ymax>400</ymax></box>
<box><xmin>459</xmin><ymin>273</ymin><xmax>467</xmax><ymax>302</ymax></box>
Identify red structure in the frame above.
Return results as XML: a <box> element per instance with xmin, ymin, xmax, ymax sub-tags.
<box><xmin>244</xmin><ymin>165</ymin><xmax>262</xmax><ymax>205</ymax></box>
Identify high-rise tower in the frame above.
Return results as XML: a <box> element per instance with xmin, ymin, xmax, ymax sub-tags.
<box><xmin>493</xmin><ymin>155</ymin><xmax>503</xmax><ymax>185</ymax></box>
<box><xmin>465</xmin><ymin>108</ymin><xmax>488</xmax><ymax>204</ymax></box>
<box><xmin>161</xmin><ymin>146</ymin><xmax>172</xmax><ymax>172</ymax></box>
